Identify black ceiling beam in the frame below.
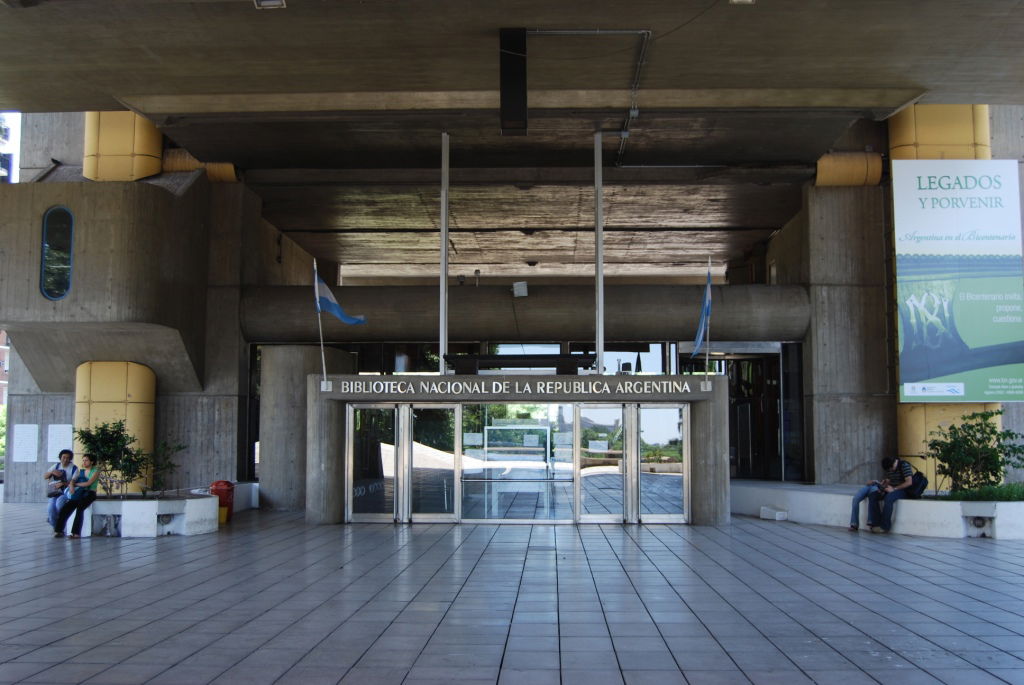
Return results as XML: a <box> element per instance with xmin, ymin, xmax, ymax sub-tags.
<box><xmin>500</xmin><ymin>28</ymin><xmax>528</xmax><ymax>136</ymax></box>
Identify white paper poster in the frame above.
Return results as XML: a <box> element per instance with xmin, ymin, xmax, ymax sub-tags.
<box><xmin>47</xmin><ymin>424</ymin><xmax>73</xmax><ymax>457</ymax></box>
<box><xmin>12</xmin><ymin>424</ymin><xmax>39</xmax><ymax>462</ymax></box>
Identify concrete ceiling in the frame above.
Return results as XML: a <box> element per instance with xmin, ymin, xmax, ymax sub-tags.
<box><xmin>2</xmin><ymin>0</ymin><xmax>1022</xmax><ymax>282</ymax></box>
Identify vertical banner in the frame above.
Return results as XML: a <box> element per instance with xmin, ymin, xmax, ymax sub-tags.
<box><xmin>893</xmin><ymin>160</ymin><xmax>1024</xmax><ymax>402</ymax></box>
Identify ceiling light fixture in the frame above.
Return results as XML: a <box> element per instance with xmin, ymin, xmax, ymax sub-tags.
<box><xmin>254</xmin><ymin>0</ymin><xmax>286</xmax><ymax>8</ymax></box>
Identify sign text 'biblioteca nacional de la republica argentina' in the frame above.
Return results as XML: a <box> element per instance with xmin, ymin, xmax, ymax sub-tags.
<box><xmin>323</xmin><ymin>375</ymin><xmax>712</xmax><ymax>403</ymax></box>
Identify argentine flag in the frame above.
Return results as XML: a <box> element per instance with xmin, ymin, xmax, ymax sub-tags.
<box><xmin>690</xmin><ymin>267</ymin><xmax>711</xmax><ymax>358</ymax></box>
<box><xmin>315</xmin><ymin>274</ymin><xmax>366</xmax><ymax>325</ymax></box>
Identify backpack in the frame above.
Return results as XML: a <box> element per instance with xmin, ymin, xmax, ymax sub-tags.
<box><xmin>907</xmin><ymin>464</ymin><xmax>928</xmax><ymax>499</ymax></box>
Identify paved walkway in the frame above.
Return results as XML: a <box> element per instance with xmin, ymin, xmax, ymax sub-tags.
<box><xmin>2</xmin><ymin>503</ymin><xmax>1024</xmax><ymax>684</ymax></box>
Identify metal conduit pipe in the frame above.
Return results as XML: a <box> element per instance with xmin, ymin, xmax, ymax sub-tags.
<box><xmin>241</xmin><ymin>284</ymin><xmax>810</xmax><ymax>343</ymax></box>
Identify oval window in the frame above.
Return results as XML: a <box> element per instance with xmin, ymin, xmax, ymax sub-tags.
<box><xmin>40</xmin><ymin>206</ymin><xmax>74</xmax><ymax>300</ymax></box>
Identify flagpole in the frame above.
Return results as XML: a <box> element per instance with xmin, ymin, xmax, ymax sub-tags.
<box><xmin>704</xmin><ymin>256</ymin><xmax>711</xmax><ymax>380</ymax></box>
<box><xmin>314</xmin><ymin>259</ymin><xmax>328</xmax><ymax>385</ymax></box>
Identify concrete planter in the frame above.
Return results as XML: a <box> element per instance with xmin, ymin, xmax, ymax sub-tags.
<box><xmin>91</xmin><ymin>494</ymin><xmax>219</xmax><ymax>538</ymax></box>
<box><xmin>732</xmin><ymin>481</ymin><xmax>1024</xmax><ymax>539</ymax></box>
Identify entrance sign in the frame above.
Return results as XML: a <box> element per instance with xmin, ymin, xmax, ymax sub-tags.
<box><xmin>326</xmin><ymin>374</ymin><xmax>706</xmax><ymax>403</ymax></box>
<box><xmin>892</xmin><ymin>160</ymin><xmax>1024</xmax><ymax>402</ymax></box>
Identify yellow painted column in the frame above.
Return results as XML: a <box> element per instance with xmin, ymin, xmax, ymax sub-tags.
<box><xmin>74</xmin><ymin>362</ymin><xmax>156</xmax><ymax>493</ymax></box>
<box><xmin>889</xmin><ymin>104</ymin><xmax>995</xmax><ymax>489</ymax></box>
<box><xmin>83</xmin><ymin>111</ymin><xmax>163</xmax><ymax>181</ymax></box>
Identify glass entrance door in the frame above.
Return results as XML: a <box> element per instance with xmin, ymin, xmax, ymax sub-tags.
<box><xmin>460</xmin><ymin>403</ymin><xmax>574</xmax><ymax>521</ymax></box>
<box><xmin>638</xmin><ymin>405</ymin><xmax>688</xmax><ymax>522</ymax></box>
<box><xmin>409</xmin><ymin>405</ymin><xmax>458</xmax><ymax>521</ymax></box>
<box><xmin>577</xmin><ymin>405</ymin><xmax>628</xmax><ymax>522</ymax></box>
<box><xmin>345</xmin><ymin>400</ymin><xmax>689</xmax><ymax>524</ymax></box>
<box><xmin>347</xmin><ymin>405</ymin><xmax>398</xmax><ymax>522</ymax></box>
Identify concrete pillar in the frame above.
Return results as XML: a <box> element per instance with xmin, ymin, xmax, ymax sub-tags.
<box><xmin>305</xmin><ymin>382</ymin><xmax>346</xmax><ymax>525</ymax></box>
<box><xmin>259</xmin><ymin>346</ymin><xmax>352</xmax><ymax>510</ymax></box>
<box><xmin>690</xmin><ymin>378</ymin><xmax>730</xmax><ymax>526</ymax></box>
<box><xmin>803</xmin><ymin>186</ymin><xmax>895</xmax><ymax>484</ymax></box>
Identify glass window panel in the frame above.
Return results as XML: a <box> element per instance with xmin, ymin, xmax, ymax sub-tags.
<box><xmin>352</xmin><ymin>408</ymin><xmax>395</xmax><ymax>515</ymax></box>
<box><xmin>40</xmin><ymin>207</ymin><xmax>73</xmax><ymax>300</ymax></box>
<box><xmin>462</xmin><ymin>403</ymin><xmax>572</xmax><ymax>481</ymax></box>
<box><xmin>411</xmin><ymin>407</ymin><xmax>455</xmax><ymax>514</ymax></box>
<box><xmin>639</xmin><ymin>406</ymin><xmax>685</xmax><ymax>516</ymax></box>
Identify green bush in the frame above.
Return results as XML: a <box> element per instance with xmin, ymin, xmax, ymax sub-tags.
<box><xmin>74</xmin><ymin>420</ymin><xmax>183</xmax><ymax>497</ymax></box>
<box><xmin>926</xmin><ymin>410</ymin><xmax>1024</xmax><ymax>493</ymax></box>
<box><xmin>942</xmin><ymin>482</ymin><xmax>1024</xmax><ymax>501</ymax></box>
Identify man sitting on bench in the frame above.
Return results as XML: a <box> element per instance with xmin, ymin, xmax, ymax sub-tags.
<box><xmin>867</xmin><ymin>456</ymin><xmax>913</xmax><ymax>534</ymax></box>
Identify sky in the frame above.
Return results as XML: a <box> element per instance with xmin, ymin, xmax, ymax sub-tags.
<box><xmin>0</xmin><ymin>112</ymin><xmax>21</xmax><ymax>182</ymax></box>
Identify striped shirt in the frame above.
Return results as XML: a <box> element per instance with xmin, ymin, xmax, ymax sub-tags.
<box><xmin>886</xmin><ymin>460</ymin><xmax>913</xmax><ymax>489</ymax></box>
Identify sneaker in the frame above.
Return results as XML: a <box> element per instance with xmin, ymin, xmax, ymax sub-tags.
<box><xmin>848</xmin><ymin>525</ymin><xmax>858</xmax><ymax>531</ymax></box>
<box><xmin>53</xmin><ymin>531</ymin><xmax>64</xmax><ymax>538</ymax></box>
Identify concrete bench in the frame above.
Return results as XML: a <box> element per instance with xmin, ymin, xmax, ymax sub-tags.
<box><xmin>731</xmin><ymin>480</ymin><xmax>1024</xmax><ymax>539</ymax></box>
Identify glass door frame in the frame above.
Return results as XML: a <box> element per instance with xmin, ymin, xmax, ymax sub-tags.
<box><xmin>407</xmin><ymin>404</ymin><xmax>461</xmax><ymax>523</ymax></box>
<box><xmin>637</xmin><ymin>403</ymin><xmax>690</xmax><ymax>524</ymax></box>
<box><xmin>346</xmin><ymin>403</ymin><xmax>400</xmax><ymax>523</ymax></box>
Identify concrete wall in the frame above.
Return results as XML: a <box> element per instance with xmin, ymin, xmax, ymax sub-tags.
<box><xmin>245</xmin><ymin>219</ymin><xmax>313</xmax><ymax>286</ymax></box>
<box><xmin>3</xmin><ymin>346</ymin><xmax>73</xmax><ymax>502</ymax></box>
<box><xmin>19</xmin><ymin>113</ymin><xmax>84</xmax><ymax>181</ymax></box>
<box><xmin>0</xmin><ymin>178</ymin><xmax>211</xmax><ymax>392</ymax></box>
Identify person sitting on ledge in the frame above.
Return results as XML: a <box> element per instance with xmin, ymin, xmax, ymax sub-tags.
<box><xmin>848</xmin><ymin>476</ymin><xmax>883</xmax><ymax>531</ymax></box>
<box><xmin>867</xmin><ymin>456</ymin><xmax>913</xmax><ymax>534</ymax></box>
<box><xmin>54</xmin><ymin>454</ymin><xmax>100</xmax><ymax>539</ymax></box>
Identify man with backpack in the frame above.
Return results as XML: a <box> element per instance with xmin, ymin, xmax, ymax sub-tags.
<box><xmin>867</xmin><ymin>456</ymin><xmax>914</xmax><ymax>533</ymax></box>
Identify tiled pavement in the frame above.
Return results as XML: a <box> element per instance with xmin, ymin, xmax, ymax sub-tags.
<box><xmin>3</xmin><ymin>502</ymin><xmax>1024</xmax><ymax>684</ymax></box>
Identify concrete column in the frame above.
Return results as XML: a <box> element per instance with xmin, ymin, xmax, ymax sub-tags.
<box><xmin>690</xmin><ymin>378</ymin><xmax>730</xmax><ymax>526</ymax></box>
<box><xmin>305</xmin><ymin>381</ymin><xmax>346</xmax><ymax>524</ymax></box>
<box><xmin>991</xmin><ymin>105</ymin><xmax>1024</xmax><ymax>483</ymax></box>
<box><xmin>803</xmin><ymin>186</ymin><xmax>895</xmax><ymax>484</ymax></box>
<box><xmin>259</xmin><ymin>346</ymin><xmax>352</xmax><ymax>510</ymax></box>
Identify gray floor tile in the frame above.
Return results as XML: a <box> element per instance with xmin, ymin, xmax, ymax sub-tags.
<box><xmin>498</xmin><ymin>668</ymin><xmax>561</xmax><ymax>685</ymax></box>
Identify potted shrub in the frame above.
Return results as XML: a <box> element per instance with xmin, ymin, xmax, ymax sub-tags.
<box><xmin>72</xmin><ymin>421</ymin><xmax>215</xmax><ymax>537</ymax></box>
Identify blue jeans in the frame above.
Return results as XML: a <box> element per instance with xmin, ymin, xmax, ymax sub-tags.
<box><xmin>869</xmin><ymin>488</ymin><xmax>907</xmax><ymax>531</ymax></box>
<box><xmin>47</xmin><ymin>493</ymin><xmax>69</xmax><ymax>527</ymax></box>
<box><xmin>850</xmin><ymin>484</ymin><xmax>880</xmax><ymax>527</ymax></box>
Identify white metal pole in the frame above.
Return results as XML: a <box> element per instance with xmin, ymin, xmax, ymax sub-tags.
<box><xmin>705</xmin><ymin>256</ymin><xmax>711</xmax><ymax>381</ymax></box>
<box><xmin>313</xmin><ymin>258</ymin><xmax>328</xmax><ymax>385</ymax></box>
<box><xmin>440</xmin><ymin>132</ymin><xmax>450</xmax><ymax>374</ymax></box>
<box><xmin>595</xmin><ymin>131</ymin><xmax>605</xmax><ymax>374</ymax></box>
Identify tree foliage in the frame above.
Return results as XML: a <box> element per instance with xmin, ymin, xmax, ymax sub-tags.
<box><xmin>926</xmin><ymin>410</ymin><xmax>1024</xmax><ymax>493</ymax></box>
